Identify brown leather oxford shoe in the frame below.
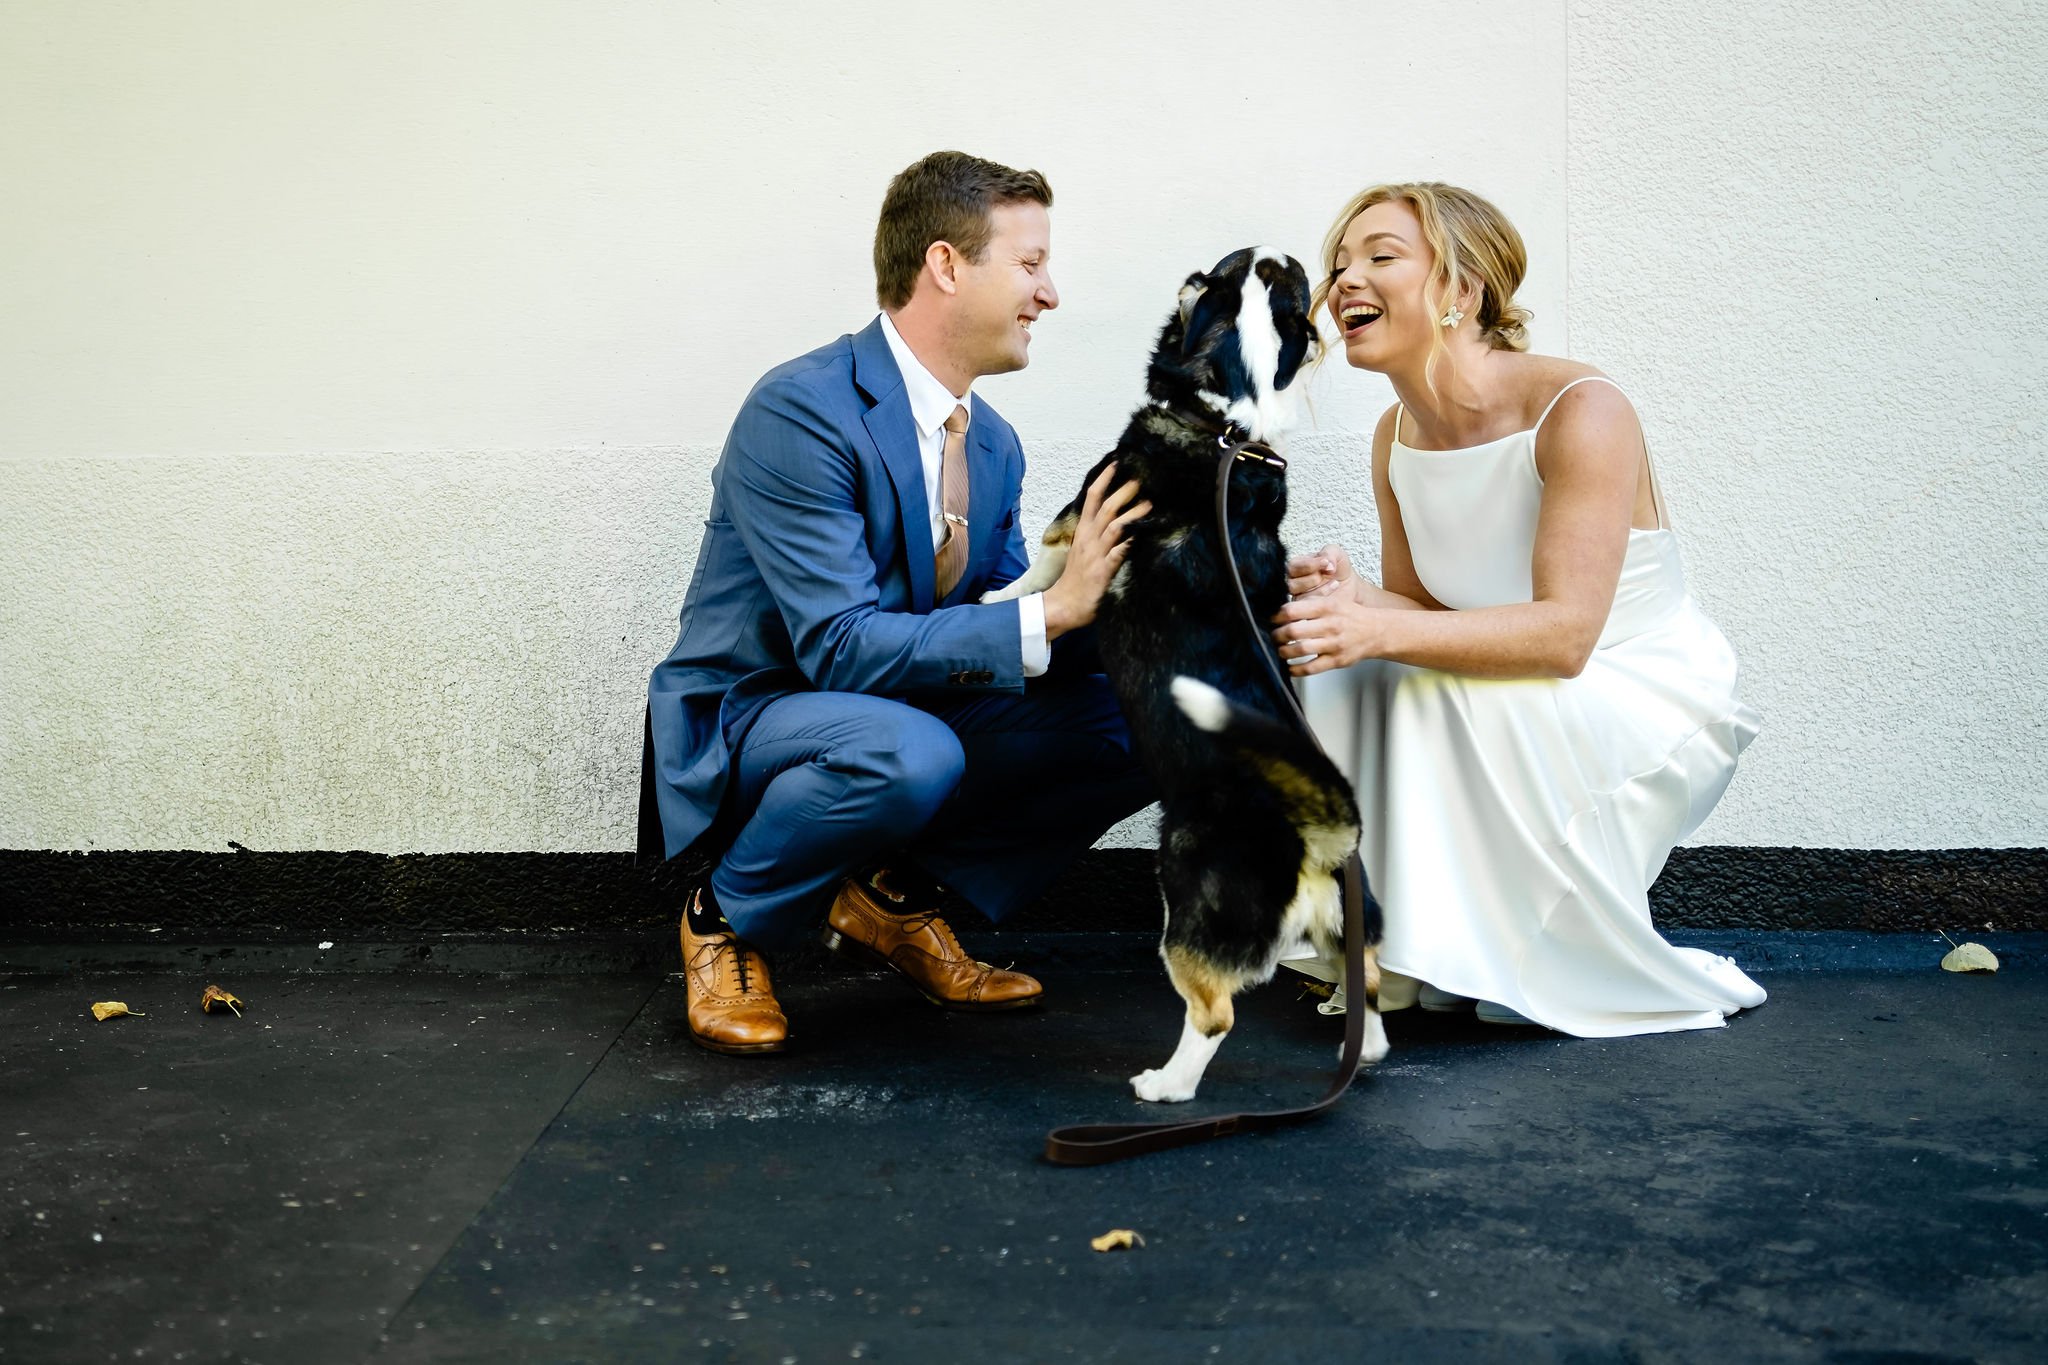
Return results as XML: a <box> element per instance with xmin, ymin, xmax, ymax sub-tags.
<box><xmin>680</xmin><ymin>896</ymin><xmax>788</xmax><ymax>1054</ymax></box>
<box><xmin>822</xmin><ymin>872</ymin><xmax>1043</xmax><ymax>1011</ymax></box>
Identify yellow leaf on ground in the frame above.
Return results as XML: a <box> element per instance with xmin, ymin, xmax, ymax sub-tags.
<box><xmin>200</xmin><ymin>985</ymin><xmax>244</xmax><ymax>1015</ymax></box>
<box><xmin>1090</xmin><ymin>1229</ymin><xmax>1145</xmax><ymax>1252</ymax></box>
<box><xmin>90</xmin><ymin>1001</ymin><xmax>142</xmax><ymax>1021</ymax></box>
<box><xmin>1940</xmin><ymin>942</ymin><xmax>1999</xmax><ymax>973</ymax></box>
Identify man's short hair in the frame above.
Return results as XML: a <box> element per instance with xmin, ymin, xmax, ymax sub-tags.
<box><xmin>873</xmin><ymin>151</ymin><xmax>1054</xmax><ymax>310</ymax></box>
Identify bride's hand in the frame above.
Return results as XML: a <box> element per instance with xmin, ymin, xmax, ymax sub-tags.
<box><xmin>1285</xmin><ymin>543</ymin><xmax>1359</xmax><ymax>600</ymax></box>
<box><xmin>1271</xmin><ymin>593</ymin><xmax>1384</xmax><ymax>675</ymax></box>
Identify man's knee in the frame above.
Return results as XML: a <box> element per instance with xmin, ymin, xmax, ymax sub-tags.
<box><xmin>855</xmin><ymin>707</ymin><xmax>967</xmax><ymax>828</ymax></box>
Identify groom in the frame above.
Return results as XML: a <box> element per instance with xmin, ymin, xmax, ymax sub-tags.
<box><xmin>640</xmin><ymin>150</ymin><xmax>1155</xmax><ymax>1055</ymax></box>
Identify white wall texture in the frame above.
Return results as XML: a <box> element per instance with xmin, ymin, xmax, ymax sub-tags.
<box><xmin>1</xmin><ymin>0</ymin><xmax>2040</xmax><ymax>854</ymax></box>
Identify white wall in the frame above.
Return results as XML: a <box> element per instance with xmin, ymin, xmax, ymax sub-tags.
<box><xmin>1</xmin><ymin>1</ymin><xmax>2039</xmax><ymax>853</ymax></box>
<box><xmin>1566</xmin><ymin>0</ymin><xmax>2048</xmax><ymax>846</ymax></box>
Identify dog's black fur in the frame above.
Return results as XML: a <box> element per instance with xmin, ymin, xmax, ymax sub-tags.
<box><xmin>987</xmin><ymin>247</ymin><xmax>1388</xmax><ymax>1101</ymax></box>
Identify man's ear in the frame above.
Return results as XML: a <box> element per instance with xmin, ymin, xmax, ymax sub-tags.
<box><xmin>926</xmin><ymin>240</ymin><xmax>962</xmax><ymax>297</ymax></box>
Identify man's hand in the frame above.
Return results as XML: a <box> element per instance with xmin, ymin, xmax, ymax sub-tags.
<box><xmin>1286</xmin><ymin>542</ymin><xmax>1360</xmax><ymax>601</ymax></box>
<box><xmin>1044</xmin><ymin>464</ymin><xmax>1149</xmax><ymax>639</ymax></box>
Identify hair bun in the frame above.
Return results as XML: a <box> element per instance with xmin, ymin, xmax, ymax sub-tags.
<box><xmin>1488</xmin><ymin>302</ymin><xmax>1532</xmax><ymax>353</ymax></box>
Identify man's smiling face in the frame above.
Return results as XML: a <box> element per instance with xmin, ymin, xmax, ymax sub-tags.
<box><xmin>948</xmin><ymin>201</ymin><xmax>1059</xmax><ymax>380</ymax></box>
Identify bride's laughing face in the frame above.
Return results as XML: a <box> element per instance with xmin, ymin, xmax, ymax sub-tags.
<box><xmin>1326</xmin><ymin>200</ymin><xmax>1443</xmax><ymax>372</ymax></box>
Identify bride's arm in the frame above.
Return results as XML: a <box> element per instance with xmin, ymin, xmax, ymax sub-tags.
<box><xmin>1273</xmin><ymin>384</ymin><xmax>1639</xmax><ymax>680</ymax></box>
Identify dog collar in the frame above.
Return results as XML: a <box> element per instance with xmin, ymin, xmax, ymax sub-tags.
<box><xmin>1220</xmin><ymin>428</ymin><xmax>1286</xmax><ymax>471</ymax></box>
<box><xmin>1230</xmin><ymin>439</ymin><xmax>1286</xmax><ymax>471</ymax></box>
<box><xmin>1175</xmin><ymin>410</ymin><xmax>1287</xmax><ymax>471</ymax></box>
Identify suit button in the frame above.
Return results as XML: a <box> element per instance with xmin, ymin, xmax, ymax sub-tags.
<box><xmin>947</xmin><ymin>671</ymin><xmax>964</xmax><ymax>685</ymax></box>
<box><xmin>978</xmin><ymin>670</ymin><xmax>994</xmax><ymax>684</ymax></box>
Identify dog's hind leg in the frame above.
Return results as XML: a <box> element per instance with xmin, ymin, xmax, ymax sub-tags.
<box><xmin>1351</xmin><ymin>944</ymin><xmax>1391</xmax><ymax>1065</ymax></box>
<box><xmin>1130</xmin><ymin>946</ymin><xmax>1240</xmax><ymax>1103</ymax></box>
<box><xmin>1305</xmin><ymin>916</ymin><xmax>1391</xmax><ymax>1065</ymax></box>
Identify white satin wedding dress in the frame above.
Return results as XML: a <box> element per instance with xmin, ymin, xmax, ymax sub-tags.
<box><xmin>1291</xmin><ymin>378</ymin><xmax>1765</xmax><ymax>1036</ymax></box>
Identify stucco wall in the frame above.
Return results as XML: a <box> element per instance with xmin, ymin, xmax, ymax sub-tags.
<box><xmin>1565</xmin><ymin>0</ymin><xmax>2048</xmax><ymax>846</ymax></box>
<box><xmin>1</xmin><ymin>0</ymin><xmax>2039</xmax><ymax>854</ymax></box>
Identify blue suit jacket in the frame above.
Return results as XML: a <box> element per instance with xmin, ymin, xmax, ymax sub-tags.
<box><xmin>640</xmin><ymin>318</ymin><xmax>1035</xmax><ymax>861</ymax></box>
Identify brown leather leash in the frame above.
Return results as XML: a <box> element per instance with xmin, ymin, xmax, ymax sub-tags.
<box><xmin>1042</xmin><ymin>430</ymin><xmax>1373</xmax><ymax>1166</ymax></box>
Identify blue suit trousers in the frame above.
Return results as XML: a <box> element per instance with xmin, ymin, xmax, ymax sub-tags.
<box><xmin>710</xmin><ymin>672</ymin><xmax>1154</xmax><ymax>950</ymax></box>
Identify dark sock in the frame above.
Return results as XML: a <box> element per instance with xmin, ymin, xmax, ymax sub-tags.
<box><xmin>687</xmin><ymin>882</ymin><xmax>734</xmax><ymax>936</ymax></box>
<box><xmin>865</xmin><ymin>862</ymin><xmax>945</xmax><ymax>913</ymax></box>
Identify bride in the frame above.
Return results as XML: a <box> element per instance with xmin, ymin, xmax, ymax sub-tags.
<box><xmin>1277</xmin><ymin>182</ymin><xmax>1766</xmax><ymax>1035</ymax></box>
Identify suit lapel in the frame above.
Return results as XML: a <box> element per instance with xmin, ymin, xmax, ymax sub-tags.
<box><xmin>852</xmin><ymin>320</ymin><xmax>936</xmax><ymax>613</ymax></box>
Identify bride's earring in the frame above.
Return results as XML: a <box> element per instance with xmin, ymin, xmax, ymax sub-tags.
<box><xmin>1440</xmin><ymin>305</ymin><xmax>1465</xmax><ymax>328</ymax></box>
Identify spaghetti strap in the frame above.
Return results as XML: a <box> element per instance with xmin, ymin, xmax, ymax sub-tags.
<box><xmin>1392</xmin><ymin>404</ymin><xmax>1405</xmax><ymax>447</ymax></box>
<box><xmin>1644</xmin><ymin>450</ymin><xmax>1670</xmax><ymax>531</ymax></box>
<box><xmin>1531</xmin><ymin>375</ymin><xmax>1620</xmax><ymax>437</ymax></box>
<box><xmin>1532</xmin><ymin>375</ymin><xmax>1668</xmax><ymax>532</ymax></box>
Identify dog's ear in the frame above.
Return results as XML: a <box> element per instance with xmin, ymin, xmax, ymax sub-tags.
<box><xmin>1176</xmin><ymin>273</ymin><xmax>1207</xmax><ymax>332</ymax></box>
<box><xmin>1180</xmin><ymin>276</ymin><xmax>1235</xmax><ymax>360</ymax></box>
<box><xmin>1259</xmin><ymin>255</ymin><xmax>1319</xmax><ymax>390</ymax></box>
<box><xmin>1273</xmin><ymin>295</ymin><xmax>1321</xmax><ymax>389</ymax></box>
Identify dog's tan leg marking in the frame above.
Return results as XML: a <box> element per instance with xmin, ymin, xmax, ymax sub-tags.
<box><xmin>1165</xmin><ymin>946</ymin><xmax>1237</xmax><ymax>1038</ymax></box>
<box><xmin>979</xmin><ymin>512</ymin><xmax>1077</xmax><ymax>604</ymax></box>
<box><xmin>1130</xmin><ymin>947</ymin><xmax>1242</xmax><ymax>1103</ymax></box>
<box><xmin>1040</xmin><ymin>512</ymin><xmax>1078</xmax><ymax>551</ymax></box>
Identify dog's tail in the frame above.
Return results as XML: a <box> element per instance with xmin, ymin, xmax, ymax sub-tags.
<box><xmin>1169</xmin><ymin>676</ymin><xmax>1358</xmax><ymax>840</ymax></box>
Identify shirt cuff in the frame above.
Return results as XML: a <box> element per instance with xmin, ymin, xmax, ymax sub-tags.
<box><xmin>1019</xmin><ymin>592</ymin><xmax>1050</xmax><ymax>677</ymax></box>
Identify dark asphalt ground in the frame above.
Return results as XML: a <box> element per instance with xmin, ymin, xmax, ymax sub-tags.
<box><xmin>2</xmin><ymin>932</ymin><xmax>2043</xmax><ymax>1364</ymax></box>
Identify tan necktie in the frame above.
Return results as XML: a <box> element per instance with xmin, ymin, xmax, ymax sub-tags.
<box><xmin>934</xmin><ymin>404</ymin><xmax>971</xmax><ymax>598</ymax></box>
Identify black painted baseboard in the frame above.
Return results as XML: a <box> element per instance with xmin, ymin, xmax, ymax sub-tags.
<box><xmin>0</xmin><ymin>846</ymin><xmax>2041</xmax><ymax>942</ymax></box>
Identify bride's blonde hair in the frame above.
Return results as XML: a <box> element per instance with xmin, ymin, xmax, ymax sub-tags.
<box><xmin>1312</xmin><ymin>182</ymin><xmax>1533</xmax><ymax>391</ymax></box>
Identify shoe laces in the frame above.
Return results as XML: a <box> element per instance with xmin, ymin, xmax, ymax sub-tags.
<box><xmin>690</xmin><ymin>934</ymin><xmax>760</xmax><ymax>995</ymax></box>
<box><xmin>866</xmin><ymin>871</ymin><xmax>978</xmax><ymax>965</ymax></box>
<box><xmin>901</xmin><ymin>908</ymin><xmax>973</xmax><ymax>961</ymax></box>
<box><xmin>897</xmin><ymin>905</ymin><xmax>940</xmax><ymax>932</ymax></box>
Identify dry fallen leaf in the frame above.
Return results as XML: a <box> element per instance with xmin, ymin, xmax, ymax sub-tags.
<box><xmin>90</xmin><ymin>1001</ymin><xmax>142</xmax><ymax>1021</ymax></box>
<box><xmin>200</xmin><ymin>985</ymin><xmax>244</xmax><ymax>1016</ymax></box>
<box><xmin>1940</xmin><ymin>942</ymin><xmax>1999</xmax><ymax>974</ymax></box>
<box><xmin>1090</xmin><ymin>1229</ymin><xmax>1145</xmax><ymax>1252</ymax></box>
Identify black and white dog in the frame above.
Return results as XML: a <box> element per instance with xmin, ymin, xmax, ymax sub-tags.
<box><xmin>986</xmin><ymin>247</ymin><xmax>1389</xmax><ymax>1102</ymax></box>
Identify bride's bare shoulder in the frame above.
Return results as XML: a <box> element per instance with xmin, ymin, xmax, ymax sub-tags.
<box><xmin>1496</xmin><ymin>353</ymin><xmax>1624</xmax><ymax>422</ymax></box>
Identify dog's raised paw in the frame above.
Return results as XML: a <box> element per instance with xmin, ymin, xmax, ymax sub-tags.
<box><xmin>1129</xmin><ymin>1068</ymin><xmax>1198</xmax><ymax>1104</ymax></box>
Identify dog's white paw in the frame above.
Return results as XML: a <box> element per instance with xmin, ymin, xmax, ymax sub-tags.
<box><xmin>980</xmin><ymin>582</ymin><xmax>1025</xmax><ymax>604</ymax></box>
<box><xmin>1351</xmin><ymin>1011</ymin><xmax>1392</xmax><ymax>1066</ymax></box>
<box><xmin>1130</xmin><ymin>1068</ymin><xmax>1198</xmax><ymax>1104</ymax></box>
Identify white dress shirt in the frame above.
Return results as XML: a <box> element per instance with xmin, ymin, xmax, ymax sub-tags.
<box><xmin>877</xmin><ymin>313</ymin><xmax>1049</xmax><ymax>676</ymax></box>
